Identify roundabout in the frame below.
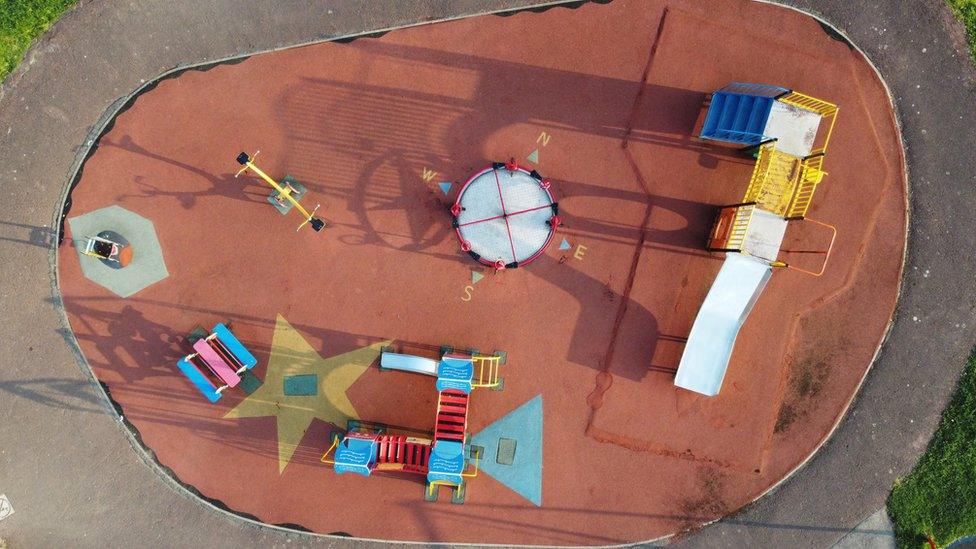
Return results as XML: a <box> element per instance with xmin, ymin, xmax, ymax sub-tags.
<box><xmin>453</xmin><ymin>162</ymin><xmax>559</xmax><ymax>269</ymax></box>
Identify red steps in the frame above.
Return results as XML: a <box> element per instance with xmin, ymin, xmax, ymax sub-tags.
<box><xmin>376</xmin><ymin>435</ymin><xmax>431</xmax><ymax>474</ymax></box>
<box><xmin>434</xmin><ymin>390</ymin><xmax>469</xmax><ymax>443</ymax></box>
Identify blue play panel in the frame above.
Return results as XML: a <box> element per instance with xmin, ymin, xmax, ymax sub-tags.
<box><xmin>699</xmin><ymin>82</ymin><xmax>789</xmax><ymax>146</ymax></box>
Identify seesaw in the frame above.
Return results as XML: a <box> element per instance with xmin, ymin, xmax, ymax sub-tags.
<box><xmin>235</xmin><ymin>151</ymin><xmax>326</xmax><ymax>232</ymax></box>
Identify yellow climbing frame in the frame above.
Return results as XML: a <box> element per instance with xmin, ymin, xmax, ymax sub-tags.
<box><xmin>742</xmin><ymin>144</ymin><xmax>827</xmax><ymax>219</ymax></box>
<box><xmin>777</xmin><ymin>91</ymin><xmax>839</xmax><ymax>156</ymax></box>
<box><xmin>470</xmin><ymin>355</ymin><xmax>502</xmax><ymax>389</ymax></box>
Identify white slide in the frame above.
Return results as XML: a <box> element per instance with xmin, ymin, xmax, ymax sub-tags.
<box><xmin>674</xmin><ymin>253</ymin><xmax>773</xmax><ymax>396</ymax></box>
<box><xmin>380</xmin><ymin>351</ymin><xmax>439</xmax><ymax>377</ymax></box>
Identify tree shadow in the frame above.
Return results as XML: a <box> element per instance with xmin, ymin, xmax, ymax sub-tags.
<box><xmin>0</xmin><ymin>220</ymin><xmax>57</xmax><ymax>249</ymax></box>
<box><xmin>101</xmin><ymin>135</ymin><xmax>269</xmax><ymax>209</ymax></box>
<box><xmin>0</xmin><ymin>377</ymin><xmax>104</xmax><ymax>413</ymax></box>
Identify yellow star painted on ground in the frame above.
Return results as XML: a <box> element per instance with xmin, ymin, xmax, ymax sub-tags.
<box><xmin>225</xmin><ymin>314</ymin><xmax>388</xmax><ymax>473</ymax></box>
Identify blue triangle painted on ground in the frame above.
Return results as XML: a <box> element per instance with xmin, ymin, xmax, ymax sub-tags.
<box><xmin>526</xmin><ymin>149</ymin><xmax>539</xmax><ymax>164</ymax></box>
<box><xmin>471</xmin><ymin>271</ymin><xmax>484</xmax><ymax>285</ymax></box>
<box><xmin>559</xmin><ymin>238</ymin><xmax>571</xmax><ymax>250</ymax></box>
<box><xmin>438</xmin><ymin>182</ymin><xmax>452</xmax><ymax>195</ymax></box>
<box><xmin>472</xmin><ymin>395</ymin><xmax>542</xmax><ymax>506</ymax></box>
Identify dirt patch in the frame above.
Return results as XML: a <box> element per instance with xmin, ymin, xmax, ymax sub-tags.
<box><xmin>775</xmin><ymin>353</ymin><xmax>831</xmax><ymax>434</ymax></box>
<box><xmin>679</xmin><ymin>466</ymin><xmax>730</xmax><ymax>526</ymax></box>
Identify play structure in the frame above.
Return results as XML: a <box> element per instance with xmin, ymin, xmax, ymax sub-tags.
<box><xmin>176</xmin><ymin>323</ymin><xmax>258</xmax><ymax>402</ymax></box>
<box><xmin>235</xmin><ymin>151</ymin><xmax>326</xmax><ymax>232</ymax></box>
<box><xmin>322</xmin><ymin>347</ymin><xmax>505</xmax><ymax>503</ymax></box>
<box><xmin>452</xmin><ymin>159</ymin><xmax>559</xmax><ymax>270</ymax></box>
<box><xmin>675</xmin><ymin>83</ymin><xmax>838</xmax><ymax>396</ymax></box>
<box><xmin>82</xmin><ymin>233</ymin><xmax>133</xmax><ymax>267</ymax></box>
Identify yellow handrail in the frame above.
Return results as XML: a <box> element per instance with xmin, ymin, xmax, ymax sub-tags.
<box><xmin>778</xmin><ymin>91</ymin><xmax>838</xmax><ymax>116</ymax></box>
<box><xmin>320</xmin><ymin>435</ymin><xmax>340</xmax><ymax>465</ymax></box>
<box><xmin>461</xmin><ymin>451</ymin><xmax>481</xmax><ymax>479</ymax></box>
<box><xmin>777</xmin><ymin>218</ymin><xmax>837</xmax><ymax>277</ymax></box>
<box><xmin>742</xmin><ymin>145</ymin><xmax>773</xmax><ymax>203</ymax></box>
<box><xmin>741</xmin><ymin>143</ymin><xmax>828</xmax><ymax>219</ymax></box>
<box><xmin>786</xmin><ymin>155</ymin><xmax>827</xmax><ymax>219</ymax></box>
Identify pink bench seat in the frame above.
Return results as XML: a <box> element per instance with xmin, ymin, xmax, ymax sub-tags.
<box><xmin>193</xmin><ymin>339</ymin><xmax>241</xmax><ymax>387</ymax></box>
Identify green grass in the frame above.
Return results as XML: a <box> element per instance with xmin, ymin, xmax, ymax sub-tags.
<box><xmin>947</xmin><ymin>0</ymin><xmax>976</xmax><ymax>60</ymax></box>
<box><xmin>888</xmin><ymin>355</ymin><xmax>976</xmax><ymax>548</ymax></box>
<box><xmin>0</xmin><ymin>0</ymin><xmax>76</xmax><ymax>81</ymax></box>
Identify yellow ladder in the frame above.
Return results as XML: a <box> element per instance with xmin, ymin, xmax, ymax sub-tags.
<box><xmin>725</xmin><ymin>205</ymin><xmax>755</xmax><ymax>252</ymax></box>
<box><xmin>471</xmin><ymin>355</ymin><xmax>502</xmax><ymax>389</ymax></box>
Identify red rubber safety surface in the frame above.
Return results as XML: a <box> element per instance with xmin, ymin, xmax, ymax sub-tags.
<box><xmin>57</xmin><ymin>0</ymin><xmax>906</xmax><ymax>544</ymax></box>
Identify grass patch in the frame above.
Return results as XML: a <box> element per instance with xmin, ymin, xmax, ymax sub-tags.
<box><xmin>0</xmin><ymin>0</ymin><xmax>76</xmax><ymax>81</ymax></box>
<box><xmin>947</xmin><ymin>0</ymin><xmax>976</xmax><ymax>61</ymax></box>
<box><xmin>888</xmin><ymin>355</ymin><xmax>976</xmax><ymax>548</ymax></box>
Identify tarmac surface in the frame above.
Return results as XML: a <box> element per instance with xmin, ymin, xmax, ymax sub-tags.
<box><xmin>1</xmin><ymin>0</ymin><xmax>975</xmax><ymax>547</ymax></box>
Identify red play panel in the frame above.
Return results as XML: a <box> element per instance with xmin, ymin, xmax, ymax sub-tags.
<box><xmin>56</xmin><ymin>0</ymin><xmax>905</xmax><ymax>545</ymax></box>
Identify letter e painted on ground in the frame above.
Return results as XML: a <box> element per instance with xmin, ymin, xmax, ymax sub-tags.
<box><xmin>574</xmin><ymin>244</ymin><xmax>587</xmax><ymax>260</ymax></box>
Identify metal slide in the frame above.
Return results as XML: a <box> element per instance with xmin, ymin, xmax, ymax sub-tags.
<box><xmin>674</xmin><ymin>253</ymin><xmax>773</xmax><ymax>396</ymax></box>
<box><xmin>380</xmin><ymin>351</ymin><xmax>439</xmax><ymax>376</ymax></box>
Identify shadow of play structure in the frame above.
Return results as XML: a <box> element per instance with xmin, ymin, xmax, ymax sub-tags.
<box><xmin>322</xmin><ymin>347</ymin><xmax>505</xmax><ymax>504</ymax></box>
<box><xmin>674</xmin><ymin>82</ymin><xmax>839</xmax><ymax>397</ymax></box>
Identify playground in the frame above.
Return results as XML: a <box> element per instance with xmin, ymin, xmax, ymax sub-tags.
<box><xmin>54</xmin><ymin>0</ymin><xmax>906</xmax><ymax>545</ymax></box>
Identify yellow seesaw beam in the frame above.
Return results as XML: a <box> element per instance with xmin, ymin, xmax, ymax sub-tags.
<box><xmin>235</xmin><ymin>151</ymin><xmax>325</xmax><ymax>232</ymax></box>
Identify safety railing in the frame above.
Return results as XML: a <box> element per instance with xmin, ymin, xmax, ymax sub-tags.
<box><xmin>777</xmin><ymin>91</ymin><xmax>839</xmax><ymax>156</ymax></box>
<box><xmin>725</xmin><ymin>204</ymin><xmax>755</xmax><ymax>251</ymax></box>
<box><xmin>776</xmin><ymin>218</ymin><xmax>837</xmax><ymax>277</ymax></box>
<box><xmin>786</xmin><ymin>155</ymin><xmax>827</xmax><ymax>219</ymax></box>
<box><xmin>320</xmin><ymin>434</ymin><xmax>341</xmax><ymax>465</ymax></box>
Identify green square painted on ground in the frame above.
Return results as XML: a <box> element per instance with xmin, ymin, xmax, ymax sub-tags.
<box><xmin>496</xmin><ymin>437</ymin><xmax>517</xmax><ymax>465</ymax></box>
<box><xmin>239</xmin><ymin>371</ymin><xmax>263</xmax><ymax>395</ymax></box>
<box><xmin>283</xmin><ymin>374</ymin><xmax>318</xmax><ymax>396</ymax></box>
